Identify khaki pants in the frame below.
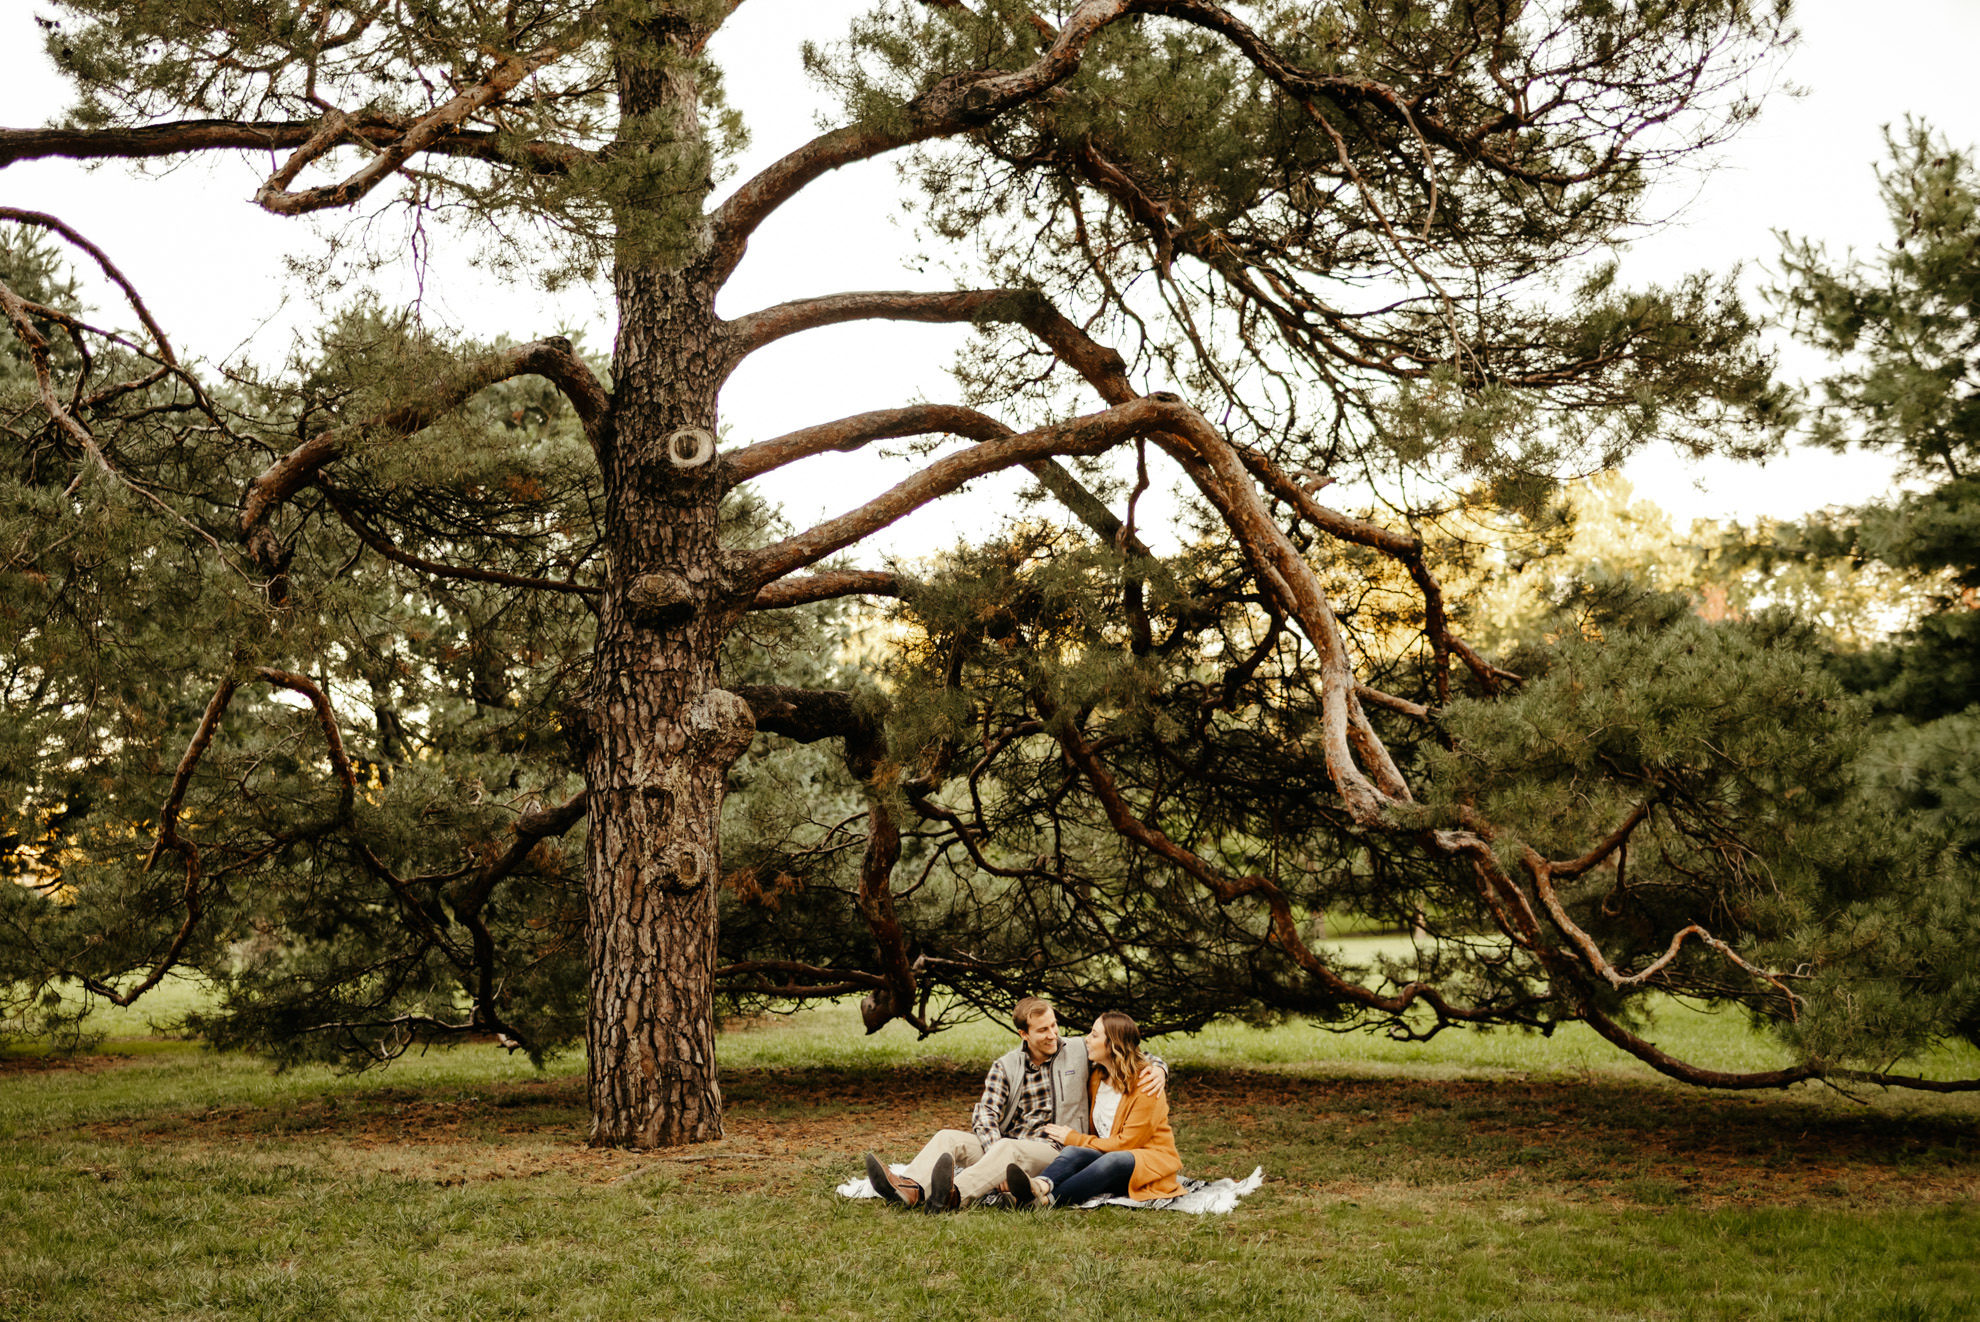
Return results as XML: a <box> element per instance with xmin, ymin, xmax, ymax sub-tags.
<box><xmin>900</xmin><ymin>1129</ymin><xmax>1058</xmax><ymax>1205</ymax></box>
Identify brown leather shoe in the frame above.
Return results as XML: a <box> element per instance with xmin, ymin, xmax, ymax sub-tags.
<box><xmin>864</xmin><ymin>1152</ymin><xmax>922</xmax><ymax>1207</ymax></box>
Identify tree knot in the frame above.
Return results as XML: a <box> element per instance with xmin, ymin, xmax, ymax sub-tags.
<box><xmin>625</xmin><ymin>571</ymin><xmax>696</xmax><ymax>627</ymax></box>
<box><xmin>689</xmin><ymin>688</ymin><xmax>757</xmax><ymax>769</ymax></box>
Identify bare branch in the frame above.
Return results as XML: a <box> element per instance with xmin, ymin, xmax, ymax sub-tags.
<box><xmin>0</xmin><ymin>208</ymin><xmax>184</xmax><ymax>371</ymax></box>
<box><xmin>721</xmin><ymin>403</ymin><xmax>1009</xmax><ymax>488</ymax></box>
<box><xmin>1355</xmin><ymin>684</ymin><xmax>1428</xmax><ymax>721</ymax></box>
<box><xmin>143</xmin><ymin>678</ymin><xmax>241</xmax><ymax>874</ymax></box>
<box><xmin>1572</xmin><ymin>996</ymin><xmax>1821</xmax><ymax>1089</ymax></box>
<box><xmin>254</xmin><ymin>668</ymin><xmax>358</xmax><ymax>813</ymax></box>
<box><xmin>1523</xmin><ymin>835</ymin><xmax>1804</xmax><ymax>1019</ymax></box>
<box><xmin>748</xmin><ymin>569</ymin><xmax>903</xmax><ymax>611</ymax></box>
<box><xmin>0</xmin><ymin>118</ymin><xmax>587</xmax><ymax>174</ymax></box>
<box><xmin>737</xmin><ymin>396</ymin><xmax>1190</xmax><ymax>589</ymax></box>
<box><xmin>723</xmin><ymin>288</ymin><xmax>1028</xmax><ymax>363</ymax></box>
<box><xmin>721</xmin><ymin>392</ymin><xmax>1148</xmax><ymax>558</ymax></box>
<box><xmin>1548</xmin><ymin>802</ymin><xmax>1654</xmax><ymax>880</ymax></box>
<box><xmin>724</xmin><ymin>287</ymin><xmax>1133</xmax><ymax>399</ymax></box>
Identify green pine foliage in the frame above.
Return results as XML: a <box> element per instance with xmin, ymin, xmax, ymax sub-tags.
<box><xmin>817</xmin><ymin>0</ymin><xmax>1791</xmax><ymax>510</ymax></box>
<box><xmin>1428</xmin><ymin>608</ymin><xmax>1980</xmax><ymax>1064</ymax></box>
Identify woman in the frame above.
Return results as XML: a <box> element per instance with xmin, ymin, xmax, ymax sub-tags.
<box><xmin>1007</xmin><ymin>1010</ymin><xmax>1181</xmax><ymax>1207</ymax></box>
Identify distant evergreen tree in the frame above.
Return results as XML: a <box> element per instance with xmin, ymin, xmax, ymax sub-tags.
<box><xmin>1694</xmin><ymin>122</ymin><xmax>1980</xmax><ymax>1052</ymax></box>
<box><xmin>1772</xmin><ymin>122</ymin><xmax>1980</xmax><ymax>723</ymax></box>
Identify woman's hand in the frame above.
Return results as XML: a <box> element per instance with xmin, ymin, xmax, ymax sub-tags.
<box><xmin>1042</xmin><ymin>1124</ymin><xmax>1073</xmax><ymax>1144</ymax></box>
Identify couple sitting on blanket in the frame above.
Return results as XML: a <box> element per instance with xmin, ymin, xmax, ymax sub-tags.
<box><xmin>862</xmin><ymin>996</ymin><xmax>1181</xmax><ymax>1211</ymax></box>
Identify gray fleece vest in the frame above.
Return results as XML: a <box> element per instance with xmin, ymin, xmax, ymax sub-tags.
<box><xmin>994</xmin><ymin>1037</ymin><xmax>1092</xmax><ymax>1136</ymax></box>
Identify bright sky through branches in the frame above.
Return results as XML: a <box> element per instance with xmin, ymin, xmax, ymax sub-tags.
<box><xmin>1</xmin><ymin>1</ymin><xmax>1974</xmax><ymax>550</ymax></box>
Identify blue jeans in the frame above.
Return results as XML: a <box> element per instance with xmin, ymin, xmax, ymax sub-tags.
<box><xmin>1039</xmin><ymin>1145</ymin><xmax>1136</xmax><ymax>1205</ymax></box>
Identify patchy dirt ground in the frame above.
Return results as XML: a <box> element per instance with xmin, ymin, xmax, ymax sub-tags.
<box><xmin>0</xmin><ymin>1051</ymin><xmax>152</xmax><ymax>1076</ymax></box>
<box><xmin>35</xmin><ymin>1059</ymin><xmax>1980</xmax><ymax>1209</ymax></box>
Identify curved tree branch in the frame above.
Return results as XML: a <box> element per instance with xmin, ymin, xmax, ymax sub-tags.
<box><xmin>736</xmin><ymin>396</ymin><xmax>1191</xmax><ymax>590</ymax></box>
<box><xmin>706</xmin><ymin>0</ymin><xmax>1138</xmax><ymax>282</ymax></box>
<box><xmin>238</xmin><ymin>335</ymin><xmax>608</xmax><ymax>581</ymax></box>
<box><xmin>143</xmin><ymin>678</ymin><xmax>241</xmax><ymax>875</ymax></box>
<box><xmin>721</xmin><ymin>403</ymin><xmax>1011</xmax><ymax>488</ymax></box>
<box><xmin>780</xmin><ymin>285</ymin><xmax>1406</xmax><ymax>820</ymax></box>
<box><xmin>253</xmin><ymin>668</ymin><xmax>358</xmax><ymax>813</ymax></box>
<box><xmin>724</xmin><ymin>287</ymin><xmax>1037</xmax><ymax>362</ymax></box>
<box><xmin>0</xmin><ymin>207</ymin><xmax>185</xmax><ymax>372</ymax></box>
<box><xmin>254</xmin><ymin>46</ymin><xmax>566</xmax><ymax>216</ymax></box>
<box><xmin>721</xmin><ymin>391</ymin><xmax>1149</xmax><ymax>562</ymax></box>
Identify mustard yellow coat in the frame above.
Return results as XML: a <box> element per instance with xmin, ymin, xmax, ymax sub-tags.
<box><xmin>1063</xmin><ymin>1071</ymin><xmax>1182</xmax><ymax>1199</ymax></box>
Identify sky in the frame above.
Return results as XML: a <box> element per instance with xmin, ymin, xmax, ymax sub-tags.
<box><xmin>1</xmin><ymin>0</ymin><xmax>1976</xmax><ymax>557</ymax></box>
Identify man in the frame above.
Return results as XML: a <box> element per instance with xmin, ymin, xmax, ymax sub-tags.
<box><xmin>861</xmin><ymin>996</ymin><xmax>1166</xmax><ymax>1211</ymax></box>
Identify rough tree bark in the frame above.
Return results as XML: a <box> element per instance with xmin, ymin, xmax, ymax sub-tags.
<box><xmin>579</xmin><ymin>14</ymin><xmax>748</xmax><ymax>1147</ymax></box>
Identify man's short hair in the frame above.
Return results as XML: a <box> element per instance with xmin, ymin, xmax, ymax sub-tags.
<box><xmin>1012</xmin><ymin>996</ymin><xmax>1053</xmax><ymax>1032</ymax></box>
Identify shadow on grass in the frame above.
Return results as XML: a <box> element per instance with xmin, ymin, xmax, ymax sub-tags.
<box><xmin>6</xmin><ymin>1048</ymin><xmax>1978</xmax><ymax>1321</ymax></box>
<box><xmin>15</xmin><ymin>1055</ymin><xmax>1973</xmax><ymax>1210</ymax></box>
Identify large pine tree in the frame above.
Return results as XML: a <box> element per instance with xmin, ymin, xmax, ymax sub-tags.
<box><xmin>5</xmin><ymin>1</ymin><xmax>1970</xmax><ymax>1150</ymax></box>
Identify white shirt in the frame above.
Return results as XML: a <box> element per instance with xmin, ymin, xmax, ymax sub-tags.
<box><xmin>1091</xmin><ymin>1081</ymin><xmax>1123</xmax><ymax>1139</ymax></box>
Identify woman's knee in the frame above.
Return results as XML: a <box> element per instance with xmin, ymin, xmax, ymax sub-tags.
<box><xmin>1053</xmin><ymin>1148</ymin><xmax>1136</xmax><ymax>1202</ymax></box>
<box><xmin>1040</xmin><ymin>1145</ymin><xmax>1102</xmax><ymax>1181</ymax></box>
<box><xmin>1094</xmin><ymin>1151</ymin><xmax>1137</xmax><ymax>1178</ymax></box>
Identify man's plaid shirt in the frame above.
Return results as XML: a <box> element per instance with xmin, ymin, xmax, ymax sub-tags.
<box><xmin>970</xmin><ymin>1047</ymin><xmax>1062</xmax><ymax>1149</ymax></box>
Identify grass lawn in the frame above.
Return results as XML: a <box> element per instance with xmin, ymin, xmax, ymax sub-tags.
<box><xmin>3</xmin><ymin>962</ymin><xmax>1977</xmax><ymax>1321</ymax></box>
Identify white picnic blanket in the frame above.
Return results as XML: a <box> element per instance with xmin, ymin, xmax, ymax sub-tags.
<box><xmin>837</xmin><ymin>1164</ymin><xmax>1264</xmax><ymax>1214</ymax></box>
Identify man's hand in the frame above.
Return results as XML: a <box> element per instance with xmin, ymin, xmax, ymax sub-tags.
<box><xmin>1137</xmin><ymin>1061</ymin><xmax>1168</xmax><ymax>1099</ymax></box>
<box><xmin>1042</xmin><ymin>1123</ymin><xmax>1073</xmax><ymax>1144</ymax></box>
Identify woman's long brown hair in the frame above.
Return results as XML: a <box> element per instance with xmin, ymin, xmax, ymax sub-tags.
<box><xmin>1095</xmin><ymin>1010</ymin><xmax>1147</xmax><ymax>1097</ymax></box>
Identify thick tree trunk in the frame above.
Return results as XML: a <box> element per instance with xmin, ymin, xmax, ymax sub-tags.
<box><xmin>582</xmin><ymin>269</ymin><xmax>742</xmax><ymax>1146</ymax></box>
<box><xmin>583</xmin><ymin>12</ymin><xmax>747</xmax><ymax>1149</ymax></box>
